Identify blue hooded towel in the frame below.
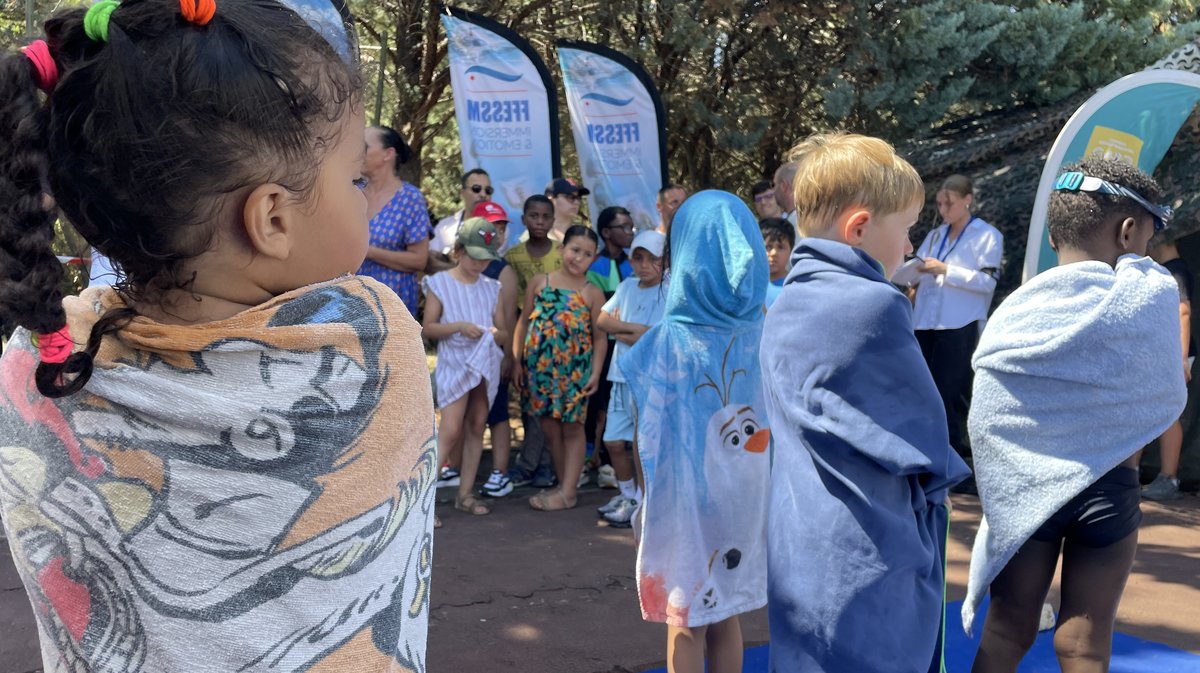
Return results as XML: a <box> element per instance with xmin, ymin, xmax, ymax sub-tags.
<box><xmin>618</xmin><ymin>190</ymin><xmax>771</xmax><ymax>628</ymax></box>
<box><xmin>760</xmin><ymin>238</ymin><xmax>970</xmax><ymax>673</ymax></box>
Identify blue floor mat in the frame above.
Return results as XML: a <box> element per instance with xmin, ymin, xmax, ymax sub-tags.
<box><xmin>641</xmin><ymin>600</ymin><xmax>1200</xmax><ymax>672</ymax></box>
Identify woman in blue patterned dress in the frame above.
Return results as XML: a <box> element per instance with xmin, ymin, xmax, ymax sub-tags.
<box><xmin>358</xmin><ymin>126</ymin><xmax>431</xmax><ymax>316</ymax></box>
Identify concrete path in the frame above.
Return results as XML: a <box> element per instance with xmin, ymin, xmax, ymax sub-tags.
<box><xmin>2</xmin><ymin>488</ymin><xmax>1197</xmax><ymax>673</ymax></box>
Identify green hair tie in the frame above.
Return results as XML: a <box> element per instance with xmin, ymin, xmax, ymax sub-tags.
<box><xmin>84</xmin><ymin>0</ymin><xmax>120</xmax><ymax>42</ymax></box>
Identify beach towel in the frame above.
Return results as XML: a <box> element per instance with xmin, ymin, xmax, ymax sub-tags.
<box><xmin>963</xmin><ymin>254</ymin><xmax>1186</xmax><ymax>633</ymax></box>
<box><xmin>0</xmin><ymin>276</ymin><xmax>437</xmax><ymax>672</ymax></box>
<box><xmin>619</xmin><ymin>190</ymin><xmax>771</xmax><ymax>628</ymax></box>
<box><xmin>760</xmin><ymin>238</ymin><xmax>970</xmax><ymax>673</ymax></box>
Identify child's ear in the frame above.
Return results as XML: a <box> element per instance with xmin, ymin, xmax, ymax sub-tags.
<box><xmin>1116</xmin><ymin>216</ymin><xmax>1140</xmax><ymax>252</ymax></box>
<box><xmin>242</xmin><ymin>183</ymin><xmax>294</xmax><ymax>261</ymax></box>
<box><xmin>839</xmin><ymin>209</ymin><xmax>871</xmax><ymax>245</ymax></box>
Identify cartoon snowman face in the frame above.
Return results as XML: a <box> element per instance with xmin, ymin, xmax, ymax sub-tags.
<box><xmin>706</xmin><ymin>404</ymin><xmax>769</xmax><ymax>466</ymax></box>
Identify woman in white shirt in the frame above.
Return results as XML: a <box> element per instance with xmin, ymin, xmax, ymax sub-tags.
<box><xmin>913</xmin><ymin>175</ymin><xmax>1003</xmax><ymax>475</ymax></box>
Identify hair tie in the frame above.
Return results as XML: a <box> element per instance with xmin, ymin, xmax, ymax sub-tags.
<box><xmin>84</xmin><ymin>0</ymin><xmax>120</xmax><ymax>43</ymax></box>
<box><xmin>20</xmin><ymin>40</ymin><xmax>59</xmax><ymax>93</ymax></box>
<box><xmin>179</xmin><ymin>0</ymin><xmax>216</xmax><ymax>26</ymax></box>
<box><xmin>35</xmin><ymin>326</ymin><xmax>75</xmax><ymax>365</ymax></box>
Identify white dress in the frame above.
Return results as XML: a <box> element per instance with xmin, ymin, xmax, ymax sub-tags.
<box><xmin>423</xmin><ymin>271</ymin><xmax>503</xmax><ymax>408</ymax></box>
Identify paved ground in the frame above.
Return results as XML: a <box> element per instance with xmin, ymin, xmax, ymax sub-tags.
<box><xmin>3</xmin><ymin>484</ymin><xmax>1198</xmax><ymax>673</ymax></box>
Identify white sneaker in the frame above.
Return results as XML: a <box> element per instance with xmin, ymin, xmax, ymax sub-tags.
<box><xmin>480</xmin><ymin>470</ymin><xmax>513</xmax><ymax>498</ymax></box>
<box><xmin>597</xmin><ymin>465</ymin><xmax>619</xmax><ymax>489</ymax></box>
<box><xmin>603</xmin><ymin>498</ymin><xmax>638</xmax><ymax>528</ymax></box>
<box><xmin>437</xmin><ymin>466</ymin><xmax>460</xmax><ymax>489</ymax></box>
<box><xmin>577</xmin><ymin>467</ymin><xmax>591</xmax><ymax>488</ymax></box>
<box><xmin>597</xmin><ymin>494</ymin><xmax>626</xmax><ymax>515</ymax></box>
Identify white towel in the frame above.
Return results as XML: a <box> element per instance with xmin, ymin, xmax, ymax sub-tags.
<box><xmin>962</xmin><ymin>254</ymin><xmax>1186</xmax><ymax>633</ymax></box>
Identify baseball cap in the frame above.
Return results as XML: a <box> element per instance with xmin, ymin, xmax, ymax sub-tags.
<box><xmin>471</xmin><ymin>200</ymin><xmax>509</xmax><ymax>224</ymax></box>
<box><xmin>456</xmin><ymin>217</ymin><xmax>502</xmax><ymax>261</ymax></box>
<box><xmin>546</xmin><ymin>177</ymin><xmax>591</xmax><ymax>197</ymax></box>
<box><xmin>630</xmin><ymin>230</ymin><xmax>665</xmax><ymax>258</ymax></box>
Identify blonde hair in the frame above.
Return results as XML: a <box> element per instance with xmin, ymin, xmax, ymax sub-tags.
<box><xmin>788</xmin><ymin>133</ymin><xmax>924</xmax><ymax>237</ymax></box>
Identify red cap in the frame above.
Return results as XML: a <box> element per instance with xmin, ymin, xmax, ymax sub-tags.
<box><xmin>472</xmin><ymin>201</ymin><xmax>509</xmax><ymax>223</ymax></box>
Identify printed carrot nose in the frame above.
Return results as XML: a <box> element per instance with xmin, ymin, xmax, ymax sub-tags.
<box><xmin>745</xmin><ymin>429</ymin><xmax>769</xmax><ymax>453</ymax></box>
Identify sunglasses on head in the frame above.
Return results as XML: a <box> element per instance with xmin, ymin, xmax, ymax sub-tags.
<box><xmin>1053</xmin><ymin>171</ymin><xmax>1172</xmax><ymax>232</ymax></box>
<box><xmin>469</xmin><ymin>185</ymin><xmax>494</xmax><ymax>196</ymax></box>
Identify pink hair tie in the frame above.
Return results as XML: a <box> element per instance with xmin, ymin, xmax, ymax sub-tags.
<box><xmin>35</xmin><ymin>326</ymin><xmax>75</xmax><ymax>364</ymax></box>
<box><xmin>20</xmin><ymin>40</ymin><xmax>59</xmax><ymax>93</ymax></box>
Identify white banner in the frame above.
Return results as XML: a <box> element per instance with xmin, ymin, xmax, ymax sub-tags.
<box><xmin>557</xmin><ymin>40</ymin><xmax>667</xmax><ymax>232</ymax></box>
<box><xmin>442</xmin><ymin>7</ymin><xmax>560</xmax><ymax>244</ymax></box>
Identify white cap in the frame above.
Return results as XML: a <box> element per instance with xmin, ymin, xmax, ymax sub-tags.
<box><xmin>630</xmin><ymin>230</ymin><xmax>665</xmax><ymax>257</ymax></box>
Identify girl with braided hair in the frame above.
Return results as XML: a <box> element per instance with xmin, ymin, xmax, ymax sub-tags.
<box><xmin>0</xmin><ymin>0</ymin><xmax>436</xmax><ymax>670</ymax></box>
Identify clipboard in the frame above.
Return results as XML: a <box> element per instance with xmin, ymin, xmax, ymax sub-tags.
<box><xmin>890</xmin><ymin>257</ymin><xmax>926</xmax><ymax>287</ymax></box>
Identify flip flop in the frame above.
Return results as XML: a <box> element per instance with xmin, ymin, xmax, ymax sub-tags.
<box><xmin>454</xmin><ymin>494</ymin><xmax>490</xmax><ymax>516</ymax></box>
<box><xmin>529</xmin><ymin>489</ymin><xmax>577</xmax><ymax>512</ymax></box>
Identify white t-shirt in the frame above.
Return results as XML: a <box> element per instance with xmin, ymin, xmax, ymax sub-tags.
<box><xmin>432</xmin><ymin>210</ymin><xmax>465</xmax><ymax>257</ymax></box>
<box><xmin>603</xmin><ymin>277</ymin><xmax>668</xmax><ymax>383</ymax></box>
<box><xmin>912</xmin><ymin>218</ymin><xmax>1003</xmax><ymax>330</ymax></box>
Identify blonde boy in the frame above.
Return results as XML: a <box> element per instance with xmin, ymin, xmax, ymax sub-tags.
<box><xmin>759</xmin><ymin>133</ymin><xmax>970</xmax><ymax>673</ymax></box>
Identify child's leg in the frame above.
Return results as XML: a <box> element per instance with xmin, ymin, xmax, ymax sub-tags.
<box><xmin>705</xmin><ymin>616</ymin><xmax>743</xmax><ymax>673</ymax></box>
<box><xmin>605</xmin><ymin>441</ymin><xmax>635</xmax><ymax>487</ymax></box>
<box><xmin>971</xmin><ymin>537</ymin><xmax>1061</xmax><ymax>673</ymax></box>
<box><xmin>436</xmin><ymin>393</ymin><xmax>470</xmax><ymax>472</ymax></box>
<box><xmin>1053</xmin><ymin>530</ymin><xmax>1138</xmax><ymax>673</ymax></box>
<box><xmin>666</xmin><ymin>625</ymin><xmax>708</xmax><ymax>673</ymax></box>
<box><xmin>540</xmin><ymin>416</ymin><xmax>565</xmax><ymax>485</ymax></box>
<box><xmin>456</xmin><ymin>383</ymin><xmax>491</xmax><ymax>512</ymax></box>
<box><xmin>1158</xmin><ymin>419</ymin><xmax>1183</xmax><ymax>478</ymax></box>
<box><xmin>558</xmin><ymin>421</ymin><xmax>587</xmax><ymax>502</ymax></box>
<box><xmin>489</xmin><ymin>420</ymin><xmax>511</xmax><ymax>474</ymax></box>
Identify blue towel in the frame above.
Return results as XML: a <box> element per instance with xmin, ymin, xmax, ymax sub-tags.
<box><xmin>760</xmin><ymin>238</ymin><xmax>970</xmax><ymax>672</ymax></box>
<box><xmin>619</xmin><ymin>190</ymin><xmax>771</xmax><ymax>627</ymax></box>
<box><xmin>963</xmin><ymin>254</ymin><xmax>1187</xmax><ymax>632</ymax></box>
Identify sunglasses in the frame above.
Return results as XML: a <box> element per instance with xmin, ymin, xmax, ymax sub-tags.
<box><xmin>754</xmin><ymin>191</ymin><xmax>775</xmax><ymax>203</ymax></box>
<box><xmin>468</xmin><ymin>184</ymin><xmax>494</xmax><ymax>196</ymax></box>
<box><xmin>1053</xmin><ymin>171</ymin><xmax>1172</xmax><ymax>232</ymax></box>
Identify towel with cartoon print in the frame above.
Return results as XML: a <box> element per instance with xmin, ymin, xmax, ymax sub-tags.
<box><xmin>619</xmin><ymin>190</ymin><xmax>771</xmax><ymax>628</ymax></box>
<box><xmin>0</xmin><ymin>276</ymin><xmax>436</xmax><ymax>673</ymax></box>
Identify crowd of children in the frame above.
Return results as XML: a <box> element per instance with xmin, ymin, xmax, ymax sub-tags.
<box><xmin>0</xmin><ymin>1</ymin><xmax>1192</xmax><ymax>669</ymax></box>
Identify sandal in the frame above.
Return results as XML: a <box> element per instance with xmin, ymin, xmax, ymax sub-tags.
<box><xmin>529</xmin><ymin>489</ymin><xmax>577</xmax><ymax>512</ymax></box>
<box><xmin>454</xmin><ymin>493</ymin><xmax>490</xmax><ymax>516</ymax></box>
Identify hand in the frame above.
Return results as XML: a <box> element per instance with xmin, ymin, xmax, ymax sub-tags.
<box><xmin>512</xmin><ymin>361</ymin><xmax>526</xmax><ymax>392</ymax></box>
<box><xmin>458</xmin><ymin>322</ymin><xmax>485</xmax><ymax>339</ymax></box>
<box><xmin>581</xmin><ymin>373</ymin><xmax>601</xmax><ymax>397</ymax></box>
<box><xmin>615</xmin><ymin>333</ymin><xmax>639</xmax><ymax>346</ymax></box>
<box><xmin>918</xmin><ymin>258</ymin><xmax>947</xmax><ymax>276</ymax></box>
<box><xmin>627</xmin><ymin>323</ymin><xmax>649</xmax><ymax>340</ymax></box>
<box><xmin>500</xmin><ymin>356</ymin><xmax>513</xmax><ymax>382</ymax></box>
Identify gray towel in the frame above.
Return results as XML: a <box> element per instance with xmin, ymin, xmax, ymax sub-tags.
<box><xmin>962</xmin><ymin>254</ymin><xmax>1186</xmax><ymax>633</ymax></box>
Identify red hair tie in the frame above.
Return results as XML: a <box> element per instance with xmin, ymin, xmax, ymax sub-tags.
<box><xmin>35</xmin><ymin>326</ymin><xmax>75</xmax><ymax>364</ymax></box>
<box><xmin>179</xmin><ymin>0</ymin><xmax>216</xmax><ymax>26</ymax></box>
<box><xmin>20</xmin><ymin>40</ymin><xmax>59</xmax><ymax>93</ymax></box>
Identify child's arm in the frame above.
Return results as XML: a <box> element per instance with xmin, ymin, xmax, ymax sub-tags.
<box><xmin>512</xmin><ymin>275</ymin><xmax>545</xmax><ymax>392</ymax></box>
<box><xmin>582</xmin><ymin>285</ymin><xmax>609</xmax><ymax>397</ymax></box>
<box><xmin>497</xmin><ymin>265</ymin><xmax>520</xmax><ymax>380</ymax></box>
<box><xmin>490</xmin><ymin>288</ymin><xmax>510</xmax><ymax>349</ymax></box>
<box><xmin>421</xmin><ymin>291</ymin><xmax>483</xmax><ymax>341</ymax></box>
<box><xmin>595</xmin><ymin>308</ymin><xmax>632</xmax><ymax>336</ymax></box>
<box><xmin>1181</xmin><ymin>297</ymin><xmax>1192</xmax><ymax>383</ymax></box>
<box><xmin>366</xmin><ymin>239</ymin><xmax>430</xmax><ymax>274</ymax></box>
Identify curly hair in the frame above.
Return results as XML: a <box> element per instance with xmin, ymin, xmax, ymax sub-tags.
<box><xmin>0</xmin><ymin>0</ymin><xmax>360</xmax><ymax>397</ymax></box>
<box><xmin>1048</xmin><ymin>158</ymin><xmax>1163</xmax><ymax>251</ymax></box>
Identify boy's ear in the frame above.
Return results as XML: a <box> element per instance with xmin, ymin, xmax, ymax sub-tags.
<box><xmin>839</xmin><ymin>209</ymin><xmax>871</xmax><ymax>245</ymax></box>
<box><xmin>1048</xmin><ymin>232</ymin><xmax>1058</xmax><ymax>253</ymax></box>
<box><xmin>242</xmin><ymin>183</ymin><xmax>295</xmax><ymax>261</ymax></box>
<box><xmin>1116</xmin><ymin>216</ymin><xmax>1140</xmax><ymax>252</ymax></box>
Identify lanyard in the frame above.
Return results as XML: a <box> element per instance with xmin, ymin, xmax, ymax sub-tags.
<box><xmin>933</xmin><ymin>217</ymin><xmax>975</xmax><ymax>261</ymax></box>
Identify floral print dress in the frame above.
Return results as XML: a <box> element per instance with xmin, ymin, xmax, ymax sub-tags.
<box><xmin>524</xmin><ymin>280</ymin><xmax>593</xmax><ymax>423</ymax></box>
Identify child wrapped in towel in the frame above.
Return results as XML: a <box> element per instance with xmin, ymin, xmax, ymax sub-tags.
<box><xmin>964</xmin><ymin>159</ymin><xmax>1186</xmax><ymax>671</ymax></box>
<box><xmin>760</xmin><ymin>133</ymin><xmax>970</xmax><ymax>673</ymax></box>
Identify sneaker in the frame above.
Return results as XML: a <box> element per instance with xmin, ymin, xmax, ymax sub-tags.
<box><xmin>603</xmin><ymin>497</ymin><xmax>639</xmax><ymax>528</ymax></box>
<box><xmin>481</xmin><ymin>470</ymin><xmax>514</xmax><ymax>498</ymax></box>
<box><xmin>597</xmin><ymin>494</ymin><xmax>626</xmax><ymax>515</ymax></box>
<box><xmin>597</xmin><ymin>465</ymin><xmax>619</xmax><ymax>489</ymax></box>
<box><xmin>506</xmin><ymin>466</ymin><xmax>533</xmax><ymax>488</ymax></box>
<box><xmin>578</xmin><ymin>467</ymin><xmax>591</xmax><ymax>488</ymax></box>
<box><xmin>1142</xmin><ymin>474</ymin><xmax>1181</xmax><ymax>502</ymax></box>
<box><xmin>437</xmin><ymin>466</ymin><xmax>460</xmax><ymax>489</ymax></box>
<box><xmin>531</xmin><ymin>465</ymin><xmax>558</xmax><ymax>489</ymax></box>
